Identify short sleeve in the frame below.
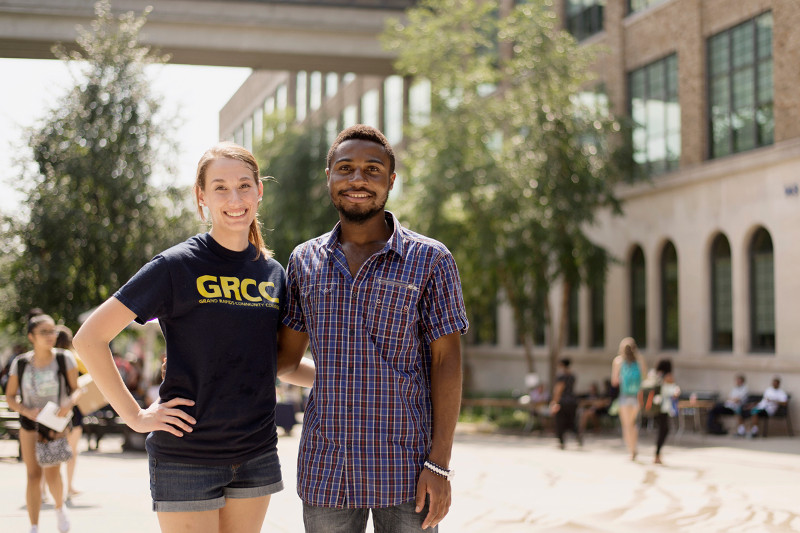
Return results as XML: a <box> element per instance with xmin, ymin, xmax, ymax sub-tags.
<box><xmin>418</xmin><ymin>252</ymin><xmax>469</xmax><ymax>344</ymax></box>
<box><xmin>114</xmin><ymin>255</ymin><xmax>173</xmax><ymax>324</ymax></box>
<box><xmin>61</xmin><ymin>350</ymin><xmax>78</xmax><ymax>372</ymax></box>
<box><xmin>282</xmin><ymin>250</ymin><xmax>307</xmax><ymax>332</ymax></box>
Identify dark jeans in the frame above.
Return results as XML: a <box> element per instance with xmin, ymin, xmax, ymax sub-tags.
<box><xmin>303</xmin><ymin>499</ymin><xmax>435</xmax><ymax>533</ymax></box>
<box><xmin>555</xmin><ymin>403</ymin><xmax>579</xmax><ymax>445</ymax></box>
<box><xmin>655</xmin><ymin>413</ymin><xmax>670</xmax><ymax>456</ymax></box>
<box><xmin>707</xmin><ymin>403</ymin><xmax>736</xmax><ymax>433</ymax></box>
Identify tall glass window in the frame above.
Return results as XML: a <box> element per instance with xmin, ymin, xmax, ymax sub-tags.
<box><xmin>275</xmin><ymin>84</ymin><xmax>288</xmax><ymax>111</ymax></box>
<box><xmin>384</xmin><ymin>75</ymin><xmax>404</xmax><ymax>146</ymax></box>
<box><xmin>243</xmin><ymin>117</ymin><xmax>253</xmax><ymax>152</ymax></box>
<box><xmin>361</xmin><ymin>89</ymin><xmax>380</xmax><ymax>129</ymax></box>
<box><xmin>629</xmin><ymin>54</ymin><xmax>679</xmax><ymax>178</ymax></box>
<box><xmin>708</xmin><ymin>12</ymin><xmax>773</xmax><ymax>159</ymax></box>
<box><xmin>325</xmin><ymin>72</ymin><xmax>339</xmax><ymax>99</ymax></box>
<box><xmin>342</xmin><ymin>104</ymin><xmax>358</xmax><ymax>129</ymax></box>
<box><xmin>253</xmin><ymin>107</ymin><xmax>263</xmax><ymax>144</ymax></box>
<box><xmin>565</xmin><ymin>0</ymin><xmax>604</xmax><ymax>41</ymax></box>
<box><xmin>589</xmin><ymin>282</ymin><xmax>605</xmax><ymax>348</ymax></box>
<box><xmin>661</xmin><ymin>241</ymin><xmax>679</xmax><ymax>349</ymax></box>
<box><xmin>711</xmin><ymin>234</ymin><xmax>733</xmax><ymax>351</ymax></box>
<box><xmin>409</xmin><ymin>78</ymin><xmax>431</xmax><ymax>127</ymax></box>
<box><xmin>472</xmin><ymin>297</ymin><xmax>498</xmax><ymax>345</ymax></box>
<box><xmin>628</xmin><ymin>0</ymin><xmax>666</xmax><ymax>14</ymax></box>
<box><xmin>309</xmin><ymin>71</ymin><xmax>322</xmax><ymax>112</ymax></box>
<box><xmin>567</xmin><ymin>285</ymin><xmax>579</xmax><ymax>347</ymax></box>
<box><xmin>749</xmin><ymin>228</ymin><xmax>774</xmax><ymax>352</ymax></box>
<box><xmin>630</xmin><ymin>246</ymin><xmax>647</xmax><ymax>348</ymax></box>
<box><xmin>296</xmin><ymin>71</ymin><xmax>308</xmax><ymax>122</ymax></box>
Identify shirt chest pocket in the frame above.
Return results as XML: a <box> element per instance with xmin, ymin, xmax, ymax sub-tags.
<box><xmin>366</xmin><ymin>279</ymin><xmax>419</xmax><ymax>340</ymax></box>
<box><xmin>301</xmin><ymin>283</ymin><xmax>339</xmax><ymax>320</ymax></box>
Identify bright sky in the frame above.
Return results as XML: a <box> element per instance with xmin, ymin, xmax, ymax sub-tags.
<box><xmin>0</xmin><ymin>58</ymin><xmax>252</xmax><ymax>213</ymax></box>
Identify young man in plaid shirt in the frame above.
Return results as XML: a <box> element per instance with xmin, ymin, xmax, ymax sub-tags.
<box><xmin>278</xmin><ymin>124</ymin><xmax>469</xmax><ymax>532</ymax></box>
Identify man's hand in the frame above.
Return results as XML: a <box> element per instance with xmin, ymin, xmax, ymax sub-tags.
<box><xmin>415</xmin><ymin>467</ymin><xmax>451</xmax><ymax>530</ymax></box>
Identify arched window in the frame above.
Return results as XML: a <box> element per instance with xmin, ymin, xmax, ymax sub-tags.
<box><xmin>711</xmin><ymin>234</ymin><xmax>733</xmax><ymax>351</ymax></box>
<box><xmin>661</xmin><ymin>241</ymin><xmax>679</xmax><ymax>349</ymax></box>
<box><xmin>589</xmin><ymin>281</ymin><xmax>605</xmax><ymax>348</ymax></box>
<box><xmin>567</xmin><ymin>285</ymin><xmax>579</xmax><ymax>347</ymax></box>
<box><xmin>630</xmin><ymin>246</ymin><xmax>647</xmax><ymax>348</ymax></box>
<box><xmin>750</xmin><ymin>228</ymin><xmax>775</xmax><ymax>352</ymax></box>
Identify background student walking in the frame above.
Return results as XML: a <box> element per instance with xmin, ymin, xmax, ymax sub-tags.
<box><xmin>611</xmin><ymin>337</ymin><xmax>646</xmax><ymax>461</ymax></box>
<box><xmin>6</xmin><ymin>310</ymin><xmax>82</xmax><ymax>533</ymax></box>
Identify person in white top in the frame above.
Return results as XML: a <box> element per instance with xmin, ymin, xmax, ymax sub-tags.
<box><xmin>744</xmin><ymin>376</ymin><xmax>788</xmax><ymax>438</ymax></box>
<box><xmin>707</xmin><ymin>374</ymin><xmax>748</xmax><ymax>435</ymax></box>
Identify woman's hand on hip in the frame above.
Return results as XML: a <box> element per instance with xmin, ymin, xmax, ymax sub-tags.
<box><xmin>130</xmin><ymin>397</ymin><xmax>196</xmax><ymax>437</ymax></box>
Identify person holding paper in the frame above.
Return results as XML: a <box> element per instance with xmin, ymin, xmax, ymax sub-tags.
<box><xmin>6</xmin><ymin>310</ymin><xmax>81</xmax><ymax>533</ymax></box>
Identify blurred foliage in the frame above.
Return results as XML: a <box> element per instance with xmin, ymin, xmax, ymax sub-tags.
<box><xmin>384</xmin><ymin>0</ymin><xmax>631</xmax><ymax>382</ymax></box>
<box><xmin>0</xmin><ymin>0</ymin><xmax>196</xmax><ymax>338</ymax></box>
<box><xmin>254</xmin><ymin>116</ymin><xmax>339</xmax><ymax>266</ymax></box>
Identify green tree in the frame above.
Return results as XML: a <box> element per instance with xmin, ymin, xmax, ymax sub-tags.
<box><xmin>1</xmin><ymin>0</ymin><xmax>195</xmax><ymax>333</ymax></box>
<box><xmin>255</xmin><ymin>117</ymin><xmax>339</xmax><ymax>266</ymax></box>
<box><xmin>384</xmin><ymin>0</ymin><xmax>628</xmax><ymax>385</ymax></box>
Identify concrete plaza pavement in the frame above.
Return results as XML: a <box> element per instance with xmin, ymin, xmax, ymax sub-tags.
<box><xmin>1</xmin><ymin>426</ymin><xmax>799</xmax><ymax>532</ymax></box>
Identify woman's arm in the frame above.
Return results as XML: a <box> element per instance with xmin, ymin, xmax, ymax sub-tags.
<box><xmin>57</xmin><ymin>366</ymin><xmax>82</xmax><ymax>417</ymax></box>
<box><xmin>74</xmin><ymin>297</ymin><xmax>195</xmax><ymax>437</ymax></box>
<box><xmin>610</xmin><ymin>356</ymin><xmax>621</xmax><ymax>387</ymax></box>
<box><xmin>4</xmin><ymin>375</ymin><xmax>40</xmax><ymax>421</ymax></box>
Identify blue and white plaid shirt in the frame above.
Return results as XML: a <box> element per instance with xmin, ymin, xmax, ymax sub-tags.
<box><xmin>283</xmin><ymin>211</ymin><xmax>469</xmax><ymax>508</ymax></box>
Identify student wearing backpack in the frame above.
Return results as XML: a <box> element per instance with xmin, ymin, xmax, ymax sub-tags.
<box><xmin>611</xmin><ymin>337</ymin><xmax>647</xmax><ymax>461</ymax></box>
<box><xmin>5</xmin><ymin>311</ymin><xmax>81</xmax><ymax>533</ymax></box>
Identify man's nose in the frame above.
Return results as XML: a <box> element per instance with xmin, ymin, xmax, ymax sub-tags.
<box><xmin>349</xmin><ymin>168</ymin><xmax>367</xmax><ymax>183</ymax></box>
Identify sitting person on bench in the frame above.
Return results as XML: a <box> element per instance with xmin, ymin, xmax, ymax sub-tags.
<box><xmin>707</xmin><ymin>374</ymin><xmax>748</xmax><ymax>435</ymax></box>
<box><xmin>742</xmin><ymin>376</ymin><xmax>788</xmax><ymax>438</ymax></box>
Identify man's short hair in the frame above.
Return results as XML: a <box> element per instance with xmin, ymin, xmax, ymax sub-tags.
<box><xmin>327</xmin><ymin>124</ymin><xmax>396</xmax><ymax>175</ymax></box>
<box><xmin>560</xmin><ymin>358</ymin><xmax>571</xmax><ymax>368</ymax></box>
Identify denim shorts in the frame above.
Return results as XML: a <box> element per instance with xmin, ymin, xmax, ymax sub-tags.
<box><xmin>149</xmin><ymin>449</ymin><xmax>283</xmax><ymax>512</ymax></box>
<box><xmin>618</xmin><ymin>395</ymin><xmax>640</xmax><ymax>407</ymax></box>
<box><xmin>303</xmin><ymin>499</ymin><xmax>435</xmax><ymax>533</ymax></box>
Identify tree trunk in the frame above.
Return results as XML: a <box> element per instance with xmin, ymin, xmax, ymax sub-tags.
<box><xmin>548</xmin><ymin>282</ymin><xmax>571</xmax><ymax>388</ymax></box>
<box><xmin>522</xmin><ymin>334</ymin><xmax>535</xmax><ymax>375</ymax></box>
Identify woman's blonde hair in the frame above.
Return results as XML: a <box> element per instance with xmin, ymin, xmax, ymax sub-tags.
<box><xmin>194</xmin><ymin>142</ymin><xmax>271</xmax><ymax>260</ymax></box>
<box><xmin>618</xmin><ymin>336</ymin><xmax>638</xmax><ymax>362</ymax></box>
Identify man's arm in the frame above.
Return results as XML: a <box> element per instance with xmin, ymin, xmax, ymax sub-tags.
<box><xmin>276</xmin><ymin>325</ymin><xmax>314</xmax><ymax>388</ymax></box>
<box><xmin>550</xmin><ymin>379</ymin><xmax>565</xmax><ymax>414</ymax></box>
<box><xmin>416</xmin><ymin>331</ymin><xmax>462</xmax><ymax>530</ymax></box>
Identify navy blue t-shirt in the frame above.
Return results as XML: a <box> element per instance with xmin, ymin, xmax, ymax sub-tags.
<box><xmin>114</xmin><ymin>233</ymin><xmax>286</xmax><ymax>465</ymax></box>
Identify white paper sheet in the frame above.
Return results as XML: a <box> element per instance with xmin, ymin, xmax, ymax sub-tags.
<box><xmin>35</xmin><ymin>401</ymin><xmax>73</xmax><ymax>432</ymax></box>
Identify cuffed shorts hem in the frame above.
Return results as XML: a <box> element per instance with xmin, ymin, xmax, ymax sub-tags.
<box><xmin>226</xmin><ymin>479</ymin><xmax>284</xmax><ymax>499</ymax></box>
<box><xmin>153</xmin><ymin>480</ymin><xmax>284</xmax><ymax>512</ymax></box>
<box><xmin>150</xmin><ymin>448</ymin><xmax>283</xmax><ymax>512</ymax></box>
<box><xmin>154</xmin><ymin>496</ymin><xmax>227</xmax><ymax>513</ymax></box>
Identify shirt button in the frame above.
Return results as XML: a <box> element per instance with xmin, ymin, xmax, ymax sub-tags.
<box><xmin>349</xmin><ymin>328</ymin><xmax>355</xmax><ymax>336</ymax></box>
<box><xmin>347</xmin><ymin>406</ymin><xmax>353</xmax><ymax>413</ymax></box>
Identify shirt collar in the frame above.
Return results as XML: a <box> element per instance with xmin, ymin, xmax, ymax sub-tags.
<box><xmin>324</xmin><ymin>211</ymin><xmax>405</xmax><ymax>258</ymax></box>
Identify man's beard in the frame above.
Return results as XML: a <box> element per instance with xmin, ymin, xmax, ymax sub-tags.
<box><xmin>332</xmin><ymin>190</ymin><xmax>389</xmax><ymax>223</ymax></box>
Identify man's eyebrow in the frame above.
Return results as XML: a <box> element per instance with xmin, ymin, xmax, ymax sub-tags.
<box><xmin>334</xmin><ymin>157</ymin><xmax>385</xmax><ymax>165</ymax></box>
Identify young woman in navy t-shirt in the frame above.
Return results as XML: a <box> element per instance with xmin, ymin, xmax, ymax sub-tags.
<box><xmin>74</xmin><ymin>143</ymin><xmax>302</xmax><ymax>533</ymax></box>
